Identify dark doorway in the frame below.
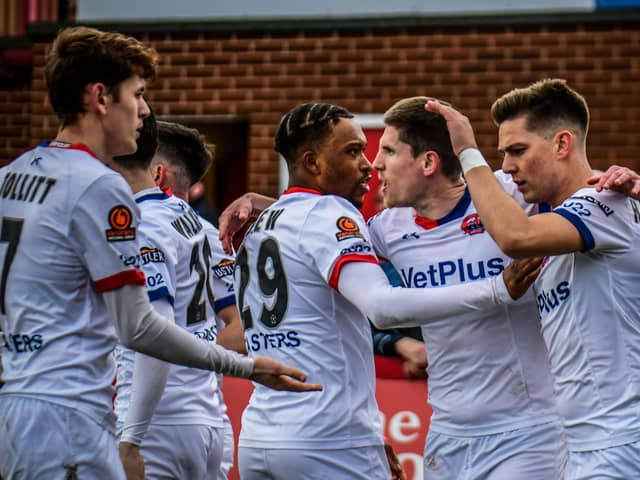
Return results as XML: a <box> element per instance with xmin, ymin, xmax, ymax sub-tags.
<box><xmin>161</xmin><ymin>115</ymin><xmax>248</xmax><ymax>227</ymax></box>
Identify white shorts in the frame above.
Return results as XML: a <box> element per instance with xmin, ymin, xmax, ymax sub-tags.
<box><xmin>216</xmin><ymin>414</ymin><xmax>235</xmax><ymax>480</ymax></box>
<box><xmin>239</xmin><ymin>445</ymin><xmax>389</xmax><ymax>480</ymax></box>
<box><xmin>424</xmin><ymin>421</ymin><xmax>567</xmax><ymax>480</ymax></box>
<box><xmin>0</xmin><ymin>395</ymin><xmax>125</xmax><ymax>480</ymax></box>
<box><xmin>141</xmin><ymin>423</ymin><xmax>224</xmax><ymax>480</ymax></box>
<box><xmin>565</xmin><ymin>440</ymin><xmax>640</xmax><ymax>479</ymax></box>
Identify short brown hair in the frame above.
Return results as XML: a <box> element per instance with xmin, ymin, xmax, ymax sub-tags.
<box><xmin>384</xmin><ymin>96</ymin><xmax>462</xmax><ymax>182</ymax></box>
<box><xmin>491</xmin><ymin>78</ymin><xmax>590</xmax><ymax>141</ymax></box>
<box><xmin>45</xmin><ymin>26</ymin><xmax>158</xmax><ymax>126</ymax></box>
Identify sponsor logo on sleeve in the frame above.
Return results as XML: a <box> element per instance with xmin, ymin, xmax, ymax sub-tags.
<box><xmin>106</xmin><ymin>205</ymin><xmax>136</xmax><ymax>242</ymax></box>
<box><xmin>212</xmin><ymin>258</ymin><xmax>235</xmax><ymax>279</ymax></box>
<box><xmin>564</xmin><ymin>195</ymin><xmax>614</xmax><ymax>217</ymax></box>
<box><xmin>140</xmin><ymin>246</ymin><xmax>166</xmax><ymax>264</ymax></box>
<box><xmin>335</xmin><ymin>216</ymin><xmax>364</xmax><ymax>241</ymax></box>
<box><xmin>461</xmin><ymin>213</ymin><xmax>485</xmax><ymax>236</ymax></box>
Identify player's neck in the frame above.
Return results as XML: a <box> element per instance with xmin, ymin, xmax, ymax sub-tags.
<box><xmin>114</xmin><ymin>167</ymin><xmax>156</xmax><ymax>194</ymax></box>
<box><xmin>549</xmin><ymin>155</ymin><xmax>594</xmax><ymax>207</ymax></box>
<box><xmin>55</xmin><ymin>117</ymin><xmax>108</xmax><ymax>164</ymax></box>
<box><xmin>413</xmin><ymin>177</ymin><xmax>466</xmax><ymax>219</ymax></box>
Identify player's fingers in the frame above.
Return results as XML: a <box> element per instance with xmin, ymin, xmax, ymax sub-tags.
<box><xmin>220</xmin><ymin>233</ymin><xmax>233</xmax><ymax>255</ymax></box>
<box><xmin>509</xmin><ymin>257</ymin><xmax>538</xmax><ymax>278</ymax></box>
<box><xmin>522</xmin><ymin>262</ymin><xmax>543</xmax><ymax>285</ymax></box>
<box><xmin>520</xmin><ymin>257</ymin><xmax>543</xmax><ymax>276</ymax></box>
<box><xmin>276</xmin><ymin>375</ymin><xmax>323</xmax><ymax>392</ymax></box>
<box><xmin>277</xmin><ymin>364</ymin><xmax>310</xmax><ymax>382</ymax></box>
<box><xmin>586</xmin><ymin>174</ymin><xmax>602</xmax><ymax>187</ymax></box>
<box><xmin>236</xmin><ymin>203</ymin><xmax>251</xmax><ymax>222</ymax></box>
<box><xmin>609</xmin><ymin>170</ymin><xmax>627</xmax><ymax>186</ymax></box>
<box><xmin>425</xmin><ymin>99</ymin><xmax>446</xmax><ymax>116</ymax></box>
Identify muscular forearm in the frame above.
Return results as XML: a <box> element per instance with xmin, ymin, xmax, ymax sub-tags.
<box><xmin>461</xmin><ymin>150</ymin><xmax>536</xmax><ymax>257</ymax></box>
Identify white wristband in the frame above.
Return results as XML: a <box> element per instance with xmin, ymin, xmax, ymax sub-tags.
<box><xmin>459</xmin><ymin>148</ymin><xmax>489</xmax><ymax>175</ymax></box>
<box><xmin>492</xmin><ymin>273</ymin><xmax>515</xmax><ymax>305</ymax></box>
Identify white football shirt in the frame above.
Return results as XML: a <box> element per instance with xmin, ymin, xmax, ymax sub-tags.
<box><xmin>236</xmin><ymin>188</ymin><xmax>383</xmax><ymax>449</ymax></box>
<box><xmin>538</xmin><ymin>188</ymin><xmax>640</xmax><ymax>451</ymax></box>
<box><xmin>114</xmin><ymin>187</ymin><xmax>226</xmax><ymax>427</ymax></box>
<box><xmin>367</xmin><ymin>172</ymin><xmax>559</xmax><ymax>436</ymax></box>
<box><xmin>0</xmin><ymin>142</ymin><xmax>145</xmax><ymax>430</ymax></box>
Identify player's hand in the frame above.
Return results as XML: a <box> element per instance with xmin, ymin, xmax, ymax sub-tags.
<box><xmin>424</xmin><ymin>100</ymin><xmax>478</xmax><ymax>156</ymax></box>
<box><xmin>384</xmin><ymin>443</ymin><xmax>407</xmax><ymax>480</ymax></box>
<box><xmin>587</xmin><ymin>165</ymin><xmax>640</xmax><ymax>200</ymax></box>
<box><xmin>502</xmin><ymin>257</ymin><xmax>543</xmax><ymax>300</ymax></box>
<box><xmin>394</xmin><ymin>337</ymin><xmax>428</xmax><ymax>380</ymax></box>
<box><xmin>250</xmin><ymin>356</ymin><xmax>323</xmax><ymax>392</ymax></box>
<box><xmin>218</xmin><ymin>192</ymin><xmax>275</xmax><ymax>254</ymax></box>
<box><xmin>119</xmin><ymin>442</ymin><xmax>145</xmax><ymax>480</ymax></box>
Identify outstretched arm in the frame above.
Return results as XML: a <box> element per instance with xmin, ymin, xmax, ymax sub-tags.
<box><xmin>424</xmin><ymin>100</ymin><xmax>583</xmax><ymax>258</ymax></box>
<box><xmin>339</xmin><ymin>257</ymin><xmax>541</xmax><ymax>329</ymax></box>
<box><xmin>104</xmin><ymin>284</ymin><xmax>321</xmax><ymax>392</ymax></box>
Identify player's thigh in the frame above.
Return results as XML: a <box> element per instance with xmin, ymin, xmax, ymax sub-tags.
<box><xmin>480</xmin><ymin>422</ymin><xmax>566</xmax><ymax>480</ymax></box>
<box><xmin>240</xmin><ymin>445</ymin><xmax>389</xmax><ymax>480</ymax></box>
<box><xmin>216</xmin><ymin>418</ymin><xmax>235</xmax><ymax>480</ymax></box>
<box><xmin>143</xmin><ymin>424</ymin><xmax>224</xmax><ymax>480</ymax></box>
<box><xmin>424</xmin><ymin>422</ymin><xmax>566</xmax><ymax>480</ymax></box>
<box><xmin>565</xmin><ymin>440</ymin><xmax>640</xmax><ymax>480</ymax></box>
<box><xmin>0</xmin><ymin>396</ymin><xmax>124</xmax><ymax>480</ymax></box>
<box><xmin>423</xmin><ymin>431</ymin><xmax>472</xmax><ymax>480</ymax></box>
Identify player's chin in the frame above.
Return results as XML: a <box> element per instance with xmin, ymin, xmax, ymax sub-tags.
<box><xmin>349</xmin><ymin>195</ymin><xmax>365</xmax><ymax>209</ymax></box>
<box><xmin>113</xmin><ymin>138</ymin><xmax>138</xmax><ymax>158</ymax></box>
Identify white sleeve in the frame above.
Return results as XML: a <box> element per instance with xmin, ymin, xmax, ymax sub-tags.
<box><xmin>338</xmin><ymin>260</ymin><xmax>513</xmax><ymax>329</ymax></box>
<box><xmin>119</xmin><ymin>299</ymin><xmax>173</xmax><ymax>445</ymax></box>
<box><xmin>103</xmin><ymin>283</ymin><xmax>254</xmax><ymax>377</ymax></box>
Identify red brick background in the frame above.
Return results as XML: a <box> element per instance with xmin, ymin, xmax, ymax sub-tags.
<box><xmin>2</xmin><ymin>22</ymin><xmax>639</xmax><ymax>197</ymax></box>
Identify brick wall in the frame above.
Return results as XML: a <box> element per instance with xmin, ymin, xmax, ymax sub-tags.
<box><xmin>3</xmin><ymin>21</ymin><xmax>640</xmax><ymax>197</ymax></box>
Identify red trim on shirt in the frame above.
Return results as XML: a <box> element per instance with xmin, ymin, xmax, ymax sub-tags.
<box><xmin>282</xmin><ymin>187</ymin><xmax>323</xmax><ymax>196</ymax></box>
<box><xmin>414</xmin><ymin>214</ymin><xmax>438</xmax><ymax>230</ymax></box>
<box><xmin>161</xmin><ymin>186</ymin><xmax>173</xmax><ymax>196</ymax></box>
<box><xmin>94</xmin><ymin>269</ymin><xmax>146</xmax><ymax>293</ymax></box>
<box><xmin>328</xmin><ymin>253</ymin><xmax>378</xmax><ymax>290</ymax></box>
<box><xmin>47</xmin><ymin>142</ymin><xmax>98</xmax><ymax>159</ymax></box>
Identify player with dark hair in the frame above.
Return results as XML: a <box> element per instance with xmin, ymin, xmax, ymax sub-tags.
<box><xmin>232</xmin><ymin>102</ymin><xmax>540</xmax><ymax>479</ymax></box>
<box><xmin>0</xmin><ymin>28</ymin><xmax>317</xmax><ymax>480</ymax></box>
<box><xmin>113</xmin><ymin>117</ymin><xmax>246</xmax><ymax>479</ymax></box>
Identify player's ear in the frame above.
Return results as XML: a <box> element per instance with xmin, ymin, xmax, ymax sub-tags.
<box><xmin>302</xmin><ymin>150</ymin><xmax>321</xmax><ymax>176</ymax></box>
<box><xmin>423</xmin><ymin>150</ymin><xmax>440</xmax><ymax>177</ymax></box>
<box><xmin>88</xmin><ymin>82</ymin><xmax>108</xmax><ymax>114</ymax></box>
<box><xmin>152</xmin><ymin>164</ymin><xmax>167</xmax><ymax>187</ymax></box>
<box><xmin>555</xmin><ymin>130</ymin><xmax>573</xmax><ymax>159</ymax></box>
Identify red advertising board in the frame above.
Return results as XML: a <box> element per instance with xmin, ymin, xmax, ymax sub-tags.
<box><xmin>221</xmin><ymin>357</ymin><xmax>432</xmax><ymax>480</ymax></box>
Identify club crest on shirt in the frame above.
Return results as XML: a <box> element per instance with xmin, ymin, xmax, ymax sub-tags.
<box><xmin>335</xmin><ymin>216</ymin><xmax>364</xmax><ymax>241</ymax></box>
<box><xmin>106</xmin><ymin>205</ymin><xmax>136</xmax><ymax>242</ymax></box>
<box><xmin>461</xmin><ymin>213</ymin><xmax>485</xmax><ymax>236</ymax></box>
